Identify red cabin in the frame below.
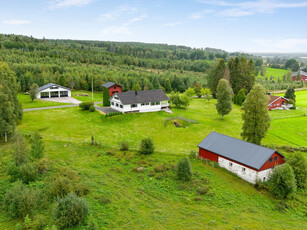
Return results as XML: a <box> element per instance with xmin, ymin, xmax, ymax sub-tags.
<box><xmin>292</xmin><ymin>71</ymin><xmax>307</xmax><ymax>82</ymax></box>
<box><xmin>268</xmin><ymin>95</ymin><xmax>289</xmax><ymax>110</ymax></box>
<box><xmin>102</xmin><ymin>82</ymin><xmax>122</xmax><ymax>97</ymax></box>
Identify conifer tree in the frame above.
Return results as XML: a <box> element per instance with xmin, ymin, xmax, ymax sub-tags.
<box><xmin>0</xmin><ymin>62</ymin><xmax>23</xmax><ymax>141</ymax></box>
<box><xmin>215</xmin><ymin>79</ymin><xmax>233</xmax><ymax>119</ymax></box>
<box><xmin>102</xmin><ymin>87</ymin><xmax>110</xmax><ymax>106</ymax></box>
<box><xmin>207</xmin><ymin>59</ymin><xmax>226</xmax><ymax>98</ymax></box>
<box><xmin>164</xmin><ymin>78</ymin><xmax>172</xmax><ymax>93</ymax></box>
<box><xmin>241</xmin><ymin>84</ymin><xmax>270</xmax><ymax>145</ymax></box>
<box><xmin>177</xmin><ymin>157</ymin><xmax>192</xmax><ymax>181</ymax></box>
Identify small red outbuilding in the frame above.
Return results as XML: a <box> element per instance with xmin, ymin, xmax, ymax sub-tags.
<box><xmin>102</xmin><ymin>82</ymin><xmax>122</xmax><ymax>97</ymax></box>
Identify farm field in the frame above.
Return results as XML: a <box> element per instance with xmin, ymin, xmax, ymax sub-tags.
<box><xmin>258</xmin><ymin>67</ymin><xmax>289</xmax><ymax>81</ymax></box>
<box><xmin>275</xmin><ymin>90</ymin><xmax>307</xmax><ymax>108</ymax></box>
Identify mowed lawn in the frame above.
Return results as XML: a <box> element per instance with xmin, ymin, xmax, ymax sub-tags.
<box><xmin>71</xmin><ymin>90</ymin><xmax>103</xmax><ymax>102</ymax></box>
<box><xmin>18</xmin><ymin>94</ymin><xmax>72</xmax><ymax>109</ymax></box>
<box><xmin>18</xmin><ymin>98</ymin><xmax>307</xmax><ymax>153</ymax></box>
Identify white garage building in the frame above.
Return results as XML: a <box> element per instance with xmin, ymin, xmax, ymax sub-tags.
<box><xmin>37</xmin><ymin>83</ymin><xmax>72</xmax><ymax>99</ymax></box>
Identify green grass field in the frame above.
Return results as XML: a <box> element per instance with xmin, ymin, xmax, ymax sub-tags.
<box><xmin>258</xmin><ymin>67</ymin><xmax>289</xmax><ymax>81</ymax></box>
<box><xmin>18</xmin><ymin>94</ymin><xmax>72</xmax><ymax>109</ymax></box>
<box><xmin>1</xmin><ymin>91</ymin><xmax>306</xmax><ymax>229</ymax></box>
<box><xmin>71</xmin><ymin>90</ymin><xmax>103</xmax><ymax>102</ymax></box>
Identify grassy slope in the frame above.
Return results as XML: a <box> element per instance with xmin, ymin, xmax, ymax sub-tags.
<box><xmin>0</xmin><ymin>140</ymin><xmax>306</xmax><ymax>229</ymax></box>
<box><xmin>18</xmin><ymin>94</ymin><xmax>72</xmax><ymax>109</ymax></box>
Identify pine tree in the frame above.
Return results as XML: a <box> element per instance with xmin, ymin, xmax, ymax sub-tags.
<box><xmin>132</xmin><ymin>82</ymin><xmax>141</xmax><ymax>91</ymax></box>
<box><xmin>29</xmin><ymin>83</ymin><xmax>39</xmax><ymax>102</ymax></box>
<box><xmin>207</xmin><ymin>59</ymin><xmax>226</xmax><ymax>98</ymax></box>
<box><xmin>164</xmin><ymin>78</ymin><xmax>172</xmax><ymax>93</ymax></box>
<box><xmin>215</xmin><ymin>79</ymin><xmax>233</xmax><ymax>119</ymax></box>
<box><xmin>102</xmin><ymin>87</ymin><xmax>110</xmax><ymax>106</ymax></box>
<box><xmin>0</xmin><ymin>62</ymin><xmax>23</xmax><ymax>141</ymax></box>
<box><xmin>241</xmin><ymin>84</ymin><xmax>270</xmax><ymax>145</ymax></box>
<box><xmin>284</xmin><ymin>87</ymin><xmax>296</xmax><ymax>101</ymax></box>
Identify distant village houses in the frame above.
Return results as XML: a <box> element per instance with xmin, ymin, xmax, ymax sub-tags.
<box><xmin>292</xmin><ymin>70</ymin><xmax>307</xmax><ymax>82</ymax></box>
<box><xmin>198</xmin><ymin>132</ymin><xmax>285</xmax><ymax>184</ymax></box>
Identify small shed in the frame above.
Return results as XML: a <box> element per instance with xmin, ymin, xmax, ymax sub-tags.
<box><xmin>102</xmin><ymin>82</ymin><xmax>122</xmax><ymax>97</ymax></box>
<box><xmin>198</xmin><ymin>131</ymin><xmax>285</xmax><ymax>184</ymax></box>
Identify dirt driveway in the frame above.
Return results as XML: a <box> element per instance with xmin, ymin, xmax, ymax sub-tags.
<box><xmin>40</xmin><ymin>97</ymin><xmax>81</xmax><ymax>104</ymax></box>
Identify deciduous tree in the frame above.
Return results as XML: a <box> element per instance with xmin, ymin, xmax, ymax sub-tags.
<box><xmin>29</xmin><ymin>83</ymin><xmax>39</xmax><ymax>102</ymax></box>
<box><xmin>241</xmin><ymin>84</ymin><xmax>270</xmax><ymax>145</ymax></box>
<box><xmin>215</xmin><ymin>79</ymin><xmax>233</xmax><ymax>119</ymax></box>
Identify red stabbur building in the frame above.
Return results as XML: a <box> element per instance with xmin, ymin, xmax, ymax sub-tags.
<box><xmin>102</xmin><ymin>82</ymin><xmax>122</xmax><ymax>97</ymax></box>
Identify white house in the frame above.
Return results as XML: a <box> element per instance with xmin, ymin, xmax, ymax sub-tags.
<box><xmin>198</xmin><ymin>132</ymin><xmax>285</xmax><ymax>184</ymax></box>
<box><xmin>37</xmin><ymin>83</ymin><xmax>72</xmax><ymax>99</ymax></box>
<box><xmin>110</xmin><ymin>89</ymin><xmax>169</xmax><ymax>113</ymax></box>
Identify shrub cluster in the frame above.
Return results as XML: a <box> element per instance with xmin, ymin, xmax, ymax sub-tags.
<box><xmin>79</xmin><ymin>101</ymin><xmax>94</xmax><ymax>110</ymax></box>
<box><xmin>105</xmin><ymin>112</ymin><xmax>122</xmax><ymax>117</ymax></box>
<box><xmin>53</xmin><ymin>193</ymin><xmax>89</xmax><ymax>229</ymax></box>
<box><xmin>139</xmin><ymin>138</ymin><xmax>155</xmax><ymax>155</ymax></box>
<box><xmin>120</xmin><ymin>142</ymin><xmax>129</xmax><ymax>151</ymax></box>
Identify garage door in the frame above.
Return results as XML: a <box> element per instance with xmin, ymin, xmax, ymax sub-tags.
<box><xmin>60</xmin><ymin>91</ymin><xmax>68</xmax><ymax>97</ymax></box>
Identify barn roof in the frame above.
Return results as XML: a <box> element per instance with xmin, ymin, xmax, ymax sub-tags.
<box><xmin>268</xmin><ymin>95</ymin><xmax>288</xmax><ymax>106</ymax></box>
<box><xmin>197</xmin><ymin>131</ymin><xmax>283</xmax><ymax>170</ymax></box>
<box><xmin>115</xmin><ymin>89</ymin><xmax>169</xmax><ymax>105</ymax></box>
<box><xmin>38</xmin><ymin>83</ymin><xmax>71</xmax><ymax>92</ymax></box>
<box><xmin>102</xmin><ymin>82</ymin><xmax>121</xmax><ymax>88</ymax></box>
<box><xmin>292</xmin><ymin>71</ymin><xmax>307</xmax><ymax>77</ymax></box>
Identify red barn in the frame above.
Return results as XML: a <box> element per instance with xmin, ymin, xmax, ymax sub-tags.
<box><xmin>198</xmin><ymin>132</ymin><xmax>285</xmax><ymax>184</ymax></box>
<box><xmin>268</xmin><ymin>95</ymin><xmax>289</xmax><ymax>110</ymax></box>
<box><xmin>292</xmin><ymin>71</ymin><xmax>307</xmax><ymax>82</ymax></box>
<box><xmin>102</xmin><ymin>82</ymin><xmax>122</xmax><ymax>97</ymax></box>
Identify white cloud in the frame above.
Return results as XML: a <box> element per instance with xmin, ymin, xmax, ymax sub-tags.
<box><xmin>251</xmin><ymin>38</ymin><xmax>307</xmax><ymax>52</ymax></box>
<box><xmin>163</xmin><ymin>22</ymin><xmax>183</xmax><ymax>27</ymax></box>
<box><xmin>189</xmin><ymin>9</ymin><xmax>215</xmax><ymax>19</ymax></box>
<box><xmin>2</xmin><ymin>19</ymin><xmax>32</xmax><ymax>25</ymax></box>
<box><xmin>197</xmin><ymin>0</ymin><xmax>307</xmax><ymax>17</ymax></box>
<box><xmin>99</xmin><ymin>5</ymin><xmax>147</xmax><ymax>37</ymax></box>
<box><xmin>98</xmin><ymin>5</ymin><xmax>138</xmax><ymax>22</ymax></box>
<box><xmin>49</xmin><ymin>0</ymin><xmax>93</xmax><ymax>10</ymax></box>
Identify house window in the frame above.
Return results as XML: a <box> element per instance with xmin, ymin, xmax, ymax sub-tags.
<box><xmin>114</xmin><ymin>86</ymin><xmax>116</xmax><ymax>89</ymax></box>
<box><xmin>116</xmin><ymin>103</ymin><xmax>119</xmax><ymax>107</ymax></box>
<box><xmin>229</xmin><ymin>162</ymin><xmax>233</xmax><ymax>167</ymax></box>
<box><xmin>263</xmin><ymin>177</ymin><xmax>266</xmax><ymax>181</ymax></box>
<box><xmin>114</xmin><ymin>96</ymin><xmax>119</xmax><ymax>100</ymax></box>
<box><xmin>242</xmin><ymin>167</ymin><xmax>246</xmax><ymax>172</ymax></box>
<box><xmin>50</xmin><ymin>86</ymin><xmax>59</xmax><ymax>89</ymax></box>
<box><xmin>131</xmin><ymin>104</ymin><xmax>137</xmax><ymax>108</ymax></box>
<box><xmin>269</xmin><ymin>158</ymin><xmax>273</xmax><ymax>163</ymax></box>
<box><xmin>274</xmin><ymin>156</ymin><xmax>278</xmax><ymax>162</ymax></box>
<box><xmin>141</xmin><ymin>102</ymin><xmax>150</xmax><ymax>106</ymax></box>
<box><xmin>120</xmin><ymin>105</ymin><xmax>123</xmax><ymax>108</ymax></box>
<box><xmin>151</xmin><ymin>102</ymin><xmax>160</xmax><ymax>106</ymax></box>
<box><xmin>111</xmin><ymin>102</ymin><xmax>114</xmax><ymax>106</ymax></box>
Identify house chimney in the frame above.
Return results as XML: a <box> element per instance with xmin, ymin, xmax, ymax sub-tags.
<box><xmin>135</xmin><ymin>90</ymin><xmax>137</xmax><ymax>95</ymax></box>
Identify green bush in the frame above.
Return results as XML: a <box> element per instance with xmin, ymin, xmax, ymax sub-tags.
<box><xmin>53</xmin><ymin>193</ymin><xmax>89</xmax><ymax>229</ymax></box>
<box><xmin>120</xmin><ymin>142</ymin><xmax>129</xmax><ymax>151</ymax></box>
<box><xmin>79</xmin><ymin>101</ymin><xmax>94</xmax><ymax>110</ymax></box>
<box><xmin>4</xmin><ymin>181</ymin><xmax>37</xmax><ymax>218</ymax></box>
<box><xmin>196</xmin><ymin>185</ymin><xmax>210</xmax><ymax>195</ymax></box>
<box><xmin>7</xmin><ymin>162</ymin><xmax>20</xmax><ymax>182</ymax></box>
<box><xmin>177</xmin><ymin>157</ymin><xmax>192</xmax><ymax>181</ymax></box>
<box><xmin>139</xmin><ymin>138</ymin><xmax>154</xmax><ymax>155</ymax></box>
<box><xmin>19</xmin><ymin>163</ymin><xmax>39</xmax><ymax>184</ymax></box>
<box><xmin>105</xmin><ymin>112</ymin><xmax>122</xmax><ymax>117</ymax></box>
<box><xmin>268</xmin><ymin>164</ymin><xmax>297</xmax><ymax>199</ymax></box>
<box><xmin>89</xmin><ymin>105</ymin><xmax>96</xmax><ymax>112</ymax></box>
<box><xmin>287</xmin><ymin>152</ymin><xmax>307</xmax><ymax>188</ymax></box>
<box><xmin>51</xmin><ymin>176</ymin><xmax>73</xmax><ymax>198</ymax></box>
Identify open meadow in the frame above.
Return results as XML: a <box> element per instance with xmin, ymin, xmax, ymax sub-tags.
<box><xmin>0</xmin><ymin>91</ymin><xmax>306</xmax><ymax>229</ymax></box>
<box><xmin>258</xmin><ymin>67</ymin><xmax>289</xmax><ymax>81</ymax></box>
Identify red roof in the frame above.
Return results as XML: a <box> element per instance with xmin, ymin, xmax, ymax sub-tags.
<box><xmin>268</xmin><ymin>95</ymin><xmax>288</xmax><ymax>106</ymax></box>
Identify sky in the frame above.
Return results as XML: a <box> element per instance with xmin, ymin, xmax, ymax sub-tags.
<box><xmin>1</xmin><ymin>0</ymin><xmax>307</xmax><ymax>53</ymax></box>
